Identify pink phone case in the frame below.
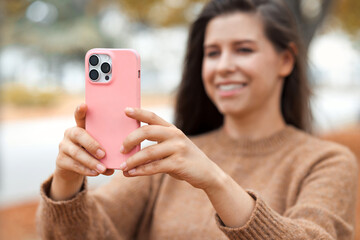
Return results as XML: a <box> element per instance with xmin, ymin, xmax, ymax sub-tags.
<box><xmin>85</xmin><ymin>48</ymin><xmax>141</xmax><ymax>169</ymax></box>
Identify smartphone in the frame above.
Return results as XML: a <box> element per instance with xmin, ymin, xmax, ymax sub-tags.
<box><xmin>85</xmin><ymin>48</ymin><xmax>141</xmax><ymax>169</ymax></box>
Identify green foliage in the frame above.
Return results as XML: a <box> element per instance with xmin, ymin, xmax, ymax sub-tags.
<box><xmin>1</xmin><ymin>84</ymin><xmax>61</xmax><ymax>107</ymax></box>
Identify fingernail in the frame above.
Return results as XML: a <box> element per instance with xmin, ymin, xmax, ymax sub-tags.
<box><xmin>120</xmin><ymin>145</ymin><xmax>124</xmax><ymax>153</ymax></box>
<box><xmin>96</xmin><ymin>164</ymin><xmax>106</xmax><ymax>173</ymax></box>
<box><xmin>119</xmin><ymin>162</ymin><xmax>127</xmax><ymax>170</ymax></box>
<box><xmin>128</xmin><ymin>168</ymin><xmax>136</xmax><ymax>174</ymax></box>
<box><xmin>77</xmin><ymin>103</ymin><xmax>85</xmax><ymax>110</ymax></box>
<box><xmin>96</xmin><ymin>149</ymin><xmax>105</xmax><ymax>158</ymax></box>
<box><xmin>90</xmin><ymin>170</ymin><xmax>98</xmax><ymax>175</ymax></box>
<box><xmin>125</xmin><ymin>107</ymin><xmax>134</xmax><ymax>114</ymax></box>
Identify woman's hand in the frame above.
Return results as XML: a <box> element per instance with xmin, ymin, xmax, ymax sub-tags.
<box><xmin>120</xmin><ymin>107</ymin><xmax>225</xmax><ymax>192</ymax></box>
<box><xmin>55</xmin><ymin>104</ymin><xmax>114</xmax><ymax>181</ymax></box>
<box><xmin>50</xmin><ymin>104</ymin><xmax>115</xmax><ymax>201</ymax></box>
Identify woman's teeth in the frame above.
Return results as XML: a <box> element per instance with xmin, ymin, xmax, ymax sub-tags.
<box><xmin>218</xmin><ymin>83</ymin><xmax>246</xmax><ymax>91</ymax></box>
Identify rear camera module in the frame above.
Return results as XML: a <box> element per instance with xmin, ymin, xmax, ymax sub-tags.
<box><xmin>89</xmin><ymin>69</ymin><xmax>99</xmax><ymax>81</ymax></box>
<box><xmin>88</xmin><ymin>54</ymin><xmax>112</xmax><ymax>83</ymax></box>
<box><xmin>101</xmin><ymin>62</ymin><xmax>111</xmax><ymax>73</ymax></box>
<box><xmin>89</xmin><ymin>55</ymin><xmax>99</xmax><ymax>66</ymax></box>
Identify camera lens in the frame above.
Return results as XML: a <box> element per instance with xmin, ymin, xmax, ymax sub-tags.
<box><xmin>89</xmin><ymin>55</ymin><xmax>99</xmax><ymax>66</ymax></box>
<box><xmin>101</xmin><ymin>62</ymin><xmax>111</xmax><ymax>73</ymax></box>
<box><xmin>89</xmin><ymin>69</ymin><xmax>99</xmax><ymax>81</ymax></box>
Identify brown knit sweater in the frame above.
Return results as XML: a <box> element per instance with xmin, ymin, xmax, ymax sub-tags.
<box><xmin>36</xmin><ymin>125</ymin><xmax>358</xmax><ymax>239</ymax></box>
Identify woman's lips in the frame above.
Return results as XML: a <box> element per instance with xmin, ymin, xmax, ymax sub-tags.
<box><xmin>216</xmin><ymin>83</ymin><xmax>248</xmax><ymax>97</ymax></box>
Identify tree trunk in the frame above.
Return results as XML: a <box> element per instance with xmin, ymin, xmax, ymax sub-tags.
<box><xmin>284</xmin><ymin>0</ymin><xmax>335</xmax><ymax>49</ymax></box>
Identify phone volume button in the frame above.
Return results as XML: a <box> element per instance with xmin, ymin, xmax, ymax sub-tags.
<box><xmin>138</xmin><ymin>70</ymin><xmax>140</xmax><ymax>78</ymax></box>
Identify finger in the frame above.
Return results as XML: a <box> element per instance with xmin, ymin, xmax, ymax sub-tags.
<box><xmin>102</xmin><ymin>169</ymin><xmax>115</xmax><ymax>176</ymax></box>
<box><xmin>125</xmin><ymin>159</ymin><xmax>170</xmax><ymax>177</ymax></box>
<box><xmin>124</xmin><ymin>107</ymin><xmax>172</xmax><ymax>127</ymax></box>
<box><xmin>65</xmin><ymin>127</ymin><xmax>106</xmax><ymax>160</ymax></box>
<box><xmin>74</xmin><ymin>103</ymin><xmax>87</xmax><ymax>129</ymax></box>
<box><xmin>57</xmin><ymin>153</ymin><xmax>99</xmax><ymax>176</ymax></box>
<box><xmin>122</xmin><ymin>141</ymin><xmax>174</xmax><ymax>171</ymax></box>
<box><xmin>60</xmin><ymin>140</ymin><xmax>107</xmax><ymax>174</ymax></box>
<box><xmin>122</xmin><ymin>125</ymin><xmax>176</xmax><ymax>153</ymax></box>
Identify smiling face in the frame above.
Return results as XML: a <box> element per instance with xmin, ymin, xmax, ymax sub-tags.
<box><xmin>202</xmin><ymin>12</ymin><xmax>293</xmax><ymax>120</ymax></box>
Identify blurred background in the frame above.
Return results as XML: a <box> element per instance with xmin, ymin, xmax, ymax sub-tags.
<box><xmin>0</xmin><ymin>0</ymin><xmax>359</xmax><ymax>239</ymax></box>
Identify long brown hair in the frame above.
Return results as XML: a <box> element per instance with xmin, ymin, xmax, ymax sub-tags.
<box><xmin>174</xmin><ymin>0</ymin><xmax>312</xmax><ymax>136</ymax></box>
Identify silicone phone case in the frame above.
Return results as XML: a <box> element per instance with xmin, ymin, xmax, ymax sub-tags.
<box><xmin>85</xmin><ymin>48</ymin><xmax>141</xmax><ymax>169</ymax></box>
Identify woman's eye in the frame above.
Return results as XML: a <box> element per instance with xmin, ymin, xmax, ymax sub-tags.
<box><xmin>236</xmin><ymin>48</ymin><xmax>253</xmax><ymax>53</ymax></box>
<box><xmin>206</xmin><ymin>51</ymin><xmax>219</xmax><ymax>57</ymax></box>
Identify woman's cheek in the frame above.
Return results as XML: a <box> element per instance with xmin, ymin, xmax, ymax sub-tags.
<box><xmin>202</xmin><ymin>60</ymin><xmax>215</xmax><ymax>81</ymax></box>
<box><xmin>202</xmin><ymin>62</ymin><xmax>216</xmax><ymax>98</ymax></box>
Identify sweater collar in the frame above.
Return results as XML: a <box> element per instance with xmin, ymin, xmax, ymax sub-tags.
<box><xmin>213</xmin><ymin>124</ymin><xmax>300</xmax><ymax>155</ymax></box>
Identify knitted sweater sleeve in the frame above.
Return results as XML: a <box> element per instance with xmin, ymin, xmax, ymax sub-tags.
<box><xmin>215</xmin><ymin>148</ymin><xmax>358</xmax><ymax>240</ymax></box>
<box><xmin>36</xmin><ymin>173</ymin><xmax>157</xmax><ymax>240</ymax></box>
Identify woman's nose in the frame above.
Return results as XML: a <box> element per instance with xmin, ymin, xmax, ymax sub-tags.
<box><xmin>216</xmin><ymin>51</ymin><xmax>236</xmax><ymax>76</ymax></box>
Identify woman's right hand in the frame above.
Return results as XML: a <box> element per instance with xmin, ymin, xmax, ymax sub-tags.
<box><xmin>50</xmin><ymin>103</ymin><xmax>114</xmax><ymax>201</ymax></box>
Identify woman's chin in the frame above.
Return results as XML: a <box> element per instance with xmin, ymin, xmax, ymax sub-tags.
<box><xmin>213</xmin><ymin>97</ymin><xmax>249</xmax><ymax>116</ymax></box>
<box><xmin>218</xmin><ymin>106</ymin><xmax>247</xmax><ymax>117</ymax></box>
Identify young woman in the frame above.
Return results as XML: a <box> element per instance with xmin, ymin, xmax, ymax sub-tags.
<box><xmin>36</xmin><ymin>0</ymin><xmax>358</xmax><ymax>239</ymax></box>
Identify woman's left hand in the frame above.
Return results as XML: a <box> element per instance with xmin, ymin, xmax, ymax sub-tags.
<box><xmin>120</xmin><ymin>107</ymin><xmax>224</xmax><ymax>191</ymax></box>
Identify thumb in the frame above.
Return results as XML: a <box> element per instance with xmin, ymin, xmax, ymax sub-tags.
<box><xmin>74</xmin><ymin>103</ymin><xmax>87</xmax><ymax>129</ymax></box>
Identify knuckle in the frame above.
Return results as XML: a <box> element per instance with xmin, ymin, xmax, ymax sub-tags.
<box><xmin>91</xmin><ymin>161</ymin><xmax>99</xmax><ymax>170</ymax></box>
<box><xmin>142</xmin><ymin>163</ymin><xmax>152</xmax><ymax>172</ymax></box>
<box><xmin>56</xmin><ymin>152</ymin><xmax>64</xmax><ymax>164</ymax></box>
<box><xmin>71</xmin><ymin>127</ymin><xmax>83</xmax><ymax>139</ymax></box>
<box><xmin>165</xmin><ymin>160</ymin><xmax>176</xmax><ymax>172</ymax></box>
<box><xmin>69</xmin><ymin>145</ymin><xmax>81</xmax><ymax>158</ymax></box>
<box><xmin>152</xmin><ymin>160</ymin><xmax>161</xmax><ymax>170</ymax></box>
<box><xmin>175</xmin><ymin>129</ymin><xmax>184</xmax><ymax>138</ymax></box>
<box><xmin>145</xmin><ymin>147</ymin><xmax>156</xmax><ymax>159</ymax></box>
<box><xmin>58</xmin><ymin>141</ymin><xmax>64</xmax><ymax>151</ymax></box>
<box><xmin>149</xmin><ymin>112</ymin><xmax>157</xmax><ymax>121</ymax></box>
<box><xmin>81</xmin><ymin>156</ymin><xmax>93</xmax><ymax>169</ymax></box>
<box><xmin>174</xmin><ymin>140</ymin><xmax>186</xmax><ymax>152</ymax></box>
<box><xmin>87</xmin><ymin>140</ymin><xmax>98</xmax><ymax>152</ymax></box>
<box><xmin>72</xmin><ymin>162</ymin><xmax>83</xmax><ymax>173</ymax></box>
<box><xmin>171</xmin><ymin>127</ymin><xmax>183</xmax><ymax>138</ymax></box>
<box><xmin>58</xmin><ymin>141</ymin><xmax>70</xmax><ymax>155</ymax></box>
<box><xmin>85</xmin><ymin>160</ymin><xmax>95</xmax><ymax>170</ymax></box>
<box><xmin>142</xmin><ymin>161</ymin><xmax>161</xmax><ymax>174</ymax></box>
<box><xmin>64</xmin><ymin>127</ymin><xmax>72</xmax><ymax>137</ymax></box>
<box><xmin>142</xmin><ymin>125</ymin><xmax>151</xmax><ymax>136</ymax></box>
<box><xmin>172</xmin><ymin>155</ymin><xmax>185</xmax><ymax>168</ymax></box>
<box><xmin>74</xmin><ymin>163</ymin><xmax>88</xmax><ymax>175</ymax></box>
<box><xmin>122</xmin><ymin>136</ymin><xmax>131</xmax><ymax>148</ymax></box>
<box><xmin>177</xmin><ymin>155</ymin><xmax>186</xmax><ymax>164</ymax></box>
<box><xmin>125</xmin><ymin>133</ymin><xmax>138</xmax><ymax>148</ymax></box>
